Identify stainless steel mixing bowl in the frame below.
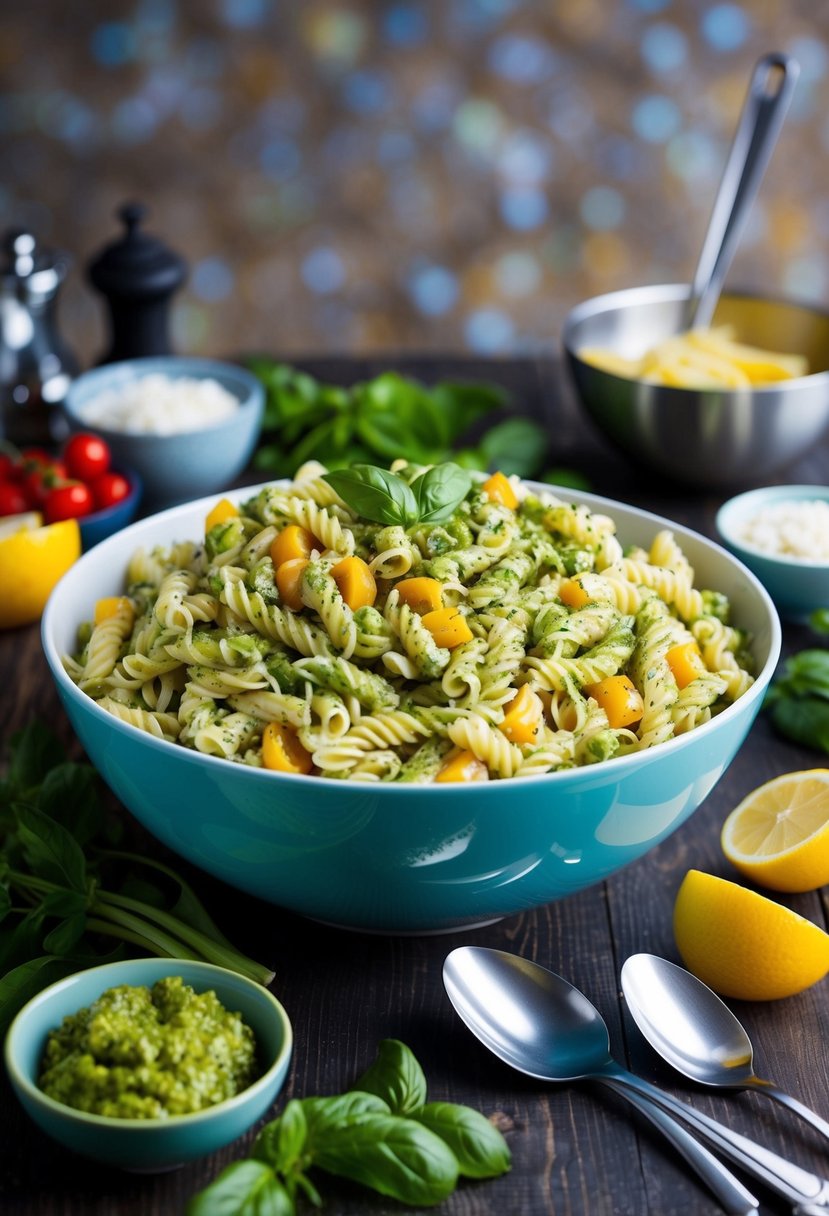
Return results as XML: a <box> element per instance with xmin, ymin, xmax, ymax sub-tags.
<box><xmin>562</xmin><ymin>284</ymin><xmax>829</xmax><ymax>489</ymax></box>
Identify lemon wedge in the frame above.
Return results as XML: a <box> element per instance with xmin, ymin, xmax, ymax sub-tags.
<box><xmin>721</xmin><ymin>770</ymin><xmax>829</xmax><ymax>893</ymax></box>
<box><xmin>0</xmin><ymin>513</ymin><xmax>81</xmax><ymax>629</ymax></box>
<box><xmin>673</xmin><ymin>869</ymin><xmax>829</xmax><ymax>1001</ymax></box>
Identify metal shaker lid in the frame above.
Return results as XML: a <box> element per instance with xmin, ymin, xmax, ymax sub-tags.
<box><xmin>87</xmin><ymin>202</ymin><xmax>187</xmax><ymax>300</ymax></box>
<box><xmin>1</xmin><ymin>230</ymin><xmax>69</xmax><ymax>299</ymax></box>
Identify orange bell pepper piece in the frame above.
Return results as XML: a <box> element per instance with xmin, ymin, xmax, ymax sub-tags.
<box><xmin>332</xmin><ymin>555</ymin><xmax>377</xmax><ymax>610</ymax></box>
<box><xmin>665</xmin><ymin>641</ymin><xmax>706</xmax><ymax>689</ymax></box>
<box><xmin>499</xmin><ymin>684</ymin><xmax>544</xmax><ymax>744</ymax></box>
<box><xmin>276</xmin><ymin>557</ymin><xmax>309</xmax><ymax>612</ymax></box>
<box><xmin>271</xmin><ymin>524</ymin><xmax>318</xmax><ymax>569</ymax></box>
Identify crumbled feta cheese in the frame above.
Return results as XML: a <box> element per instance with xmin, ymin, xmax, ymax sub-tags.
<box><xmin>78</xmin><ymin>374</ymin><xmax>239</xmax><ymax>435</ymax></box>
<box><xmin>735</xmin><ymin>499</ymin><xmax>829</xmax><ymax>561</ymax></box>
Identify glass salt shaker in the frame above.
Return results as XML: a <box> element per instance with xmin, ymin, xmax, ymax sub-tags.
<box><xmin>0</xmin><ymin>229</ymin><xmax>79</xmax><ymax>447</ymax></box>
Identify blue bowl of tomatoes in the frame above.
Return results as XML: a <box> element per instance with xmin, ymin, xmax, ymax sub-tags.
<box><xmin>0</xmin><ymin>433</ymin><xmax>142</xmax><ymax>549</ymax></box>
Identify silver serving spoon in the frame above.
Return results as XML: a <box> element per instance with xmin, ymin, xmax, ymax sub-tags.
<box><xmin>444</xmin><ymin>946</ymin><xmax>829</xmax><ymax>1214</ymax></box>
<box><xmin>622</xmin><ymin>954</ymin><xmax>829</xmax><ymax>1144</ymax></box>
<box><xmin>685</xmin><ymin>50</ymin><xmax>799</xmax><ymax>330</ymax></box>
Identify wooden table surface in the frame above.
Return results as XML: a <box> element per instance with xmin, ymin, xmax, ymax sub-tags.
<box><xmin>3</xmin><ymin>355</ymin><xmax>829</xmax><ymax>1216</ymax></box>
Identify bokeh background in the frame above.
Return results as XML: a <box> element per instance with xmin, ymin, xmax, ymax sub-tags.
<box><xmin>3</xmin><ymin>0</ymin><xmax>828</xmax><ymax>367</ymax></box>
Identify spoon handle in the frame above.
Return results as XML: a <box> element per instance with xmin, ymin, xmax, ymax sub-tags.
<box><xmin>752</xmin><ymin>1079</ymin><xmax>829</xmax><ymax>1146</ymax></box>
<box><xmin>685</xmin><ymin>51</ymin><xmax>799</xmax><ymax>330</ymax></box>
<box><xmin>602</xmin><ymin>1064</ymin><xmax>829</xmax><ymax>1210</ymax></box>
<box><xmin>594</xmin><ymin>1080</ymin><xmax>758</xmax><ymax>1213</ymax></box>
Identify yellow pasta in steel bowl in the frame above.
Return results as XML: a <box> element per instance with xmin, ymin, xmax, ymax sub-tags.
<box><xmin>41</xmin><ymin>465</ymin><xmax>780</xmax><ymax>932</ymax></box>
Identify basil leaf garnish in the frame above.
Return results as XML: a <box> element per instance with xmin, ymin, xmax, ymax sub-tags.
<box><xmin>322</xmin><ymin>465</ymin><xmax>419</xmax><ymax>527</ymax></box>
<box><xmin>410</xmin><ymin>463</ymin><xmax>472</xmax><ymax>524</ymax></box>
<box><xmin>323</xmin><ymin>462</ymin><xmax>471</xmax><ymax>527</ymax></box>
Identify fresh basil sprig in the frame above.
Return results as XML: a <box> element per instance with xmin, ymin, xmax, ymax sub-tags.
<box><xmin>0</xmin><ymin>722</ymin><xmax>274</xmax><ymax>1032</ymax></box>
<box><xmin>187</xmin><ymin>1038</ymin><xmax>511</xmax><ymax>1214</ymax></box>
<box><xmin>764</xmin><ymin>646</ymin><xmax>829</xmax><ymax>753</ymax></box>
<box><xmin>322</xmin><ymin>462</ymin><xmax>472</xmax><ymax>528</ymax></box>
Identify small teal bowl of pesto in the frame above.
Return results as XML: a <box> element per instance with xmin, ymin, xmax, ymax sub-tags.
<box><xmin>4</xmin><ymin>958</ymin><xmax>292</xmax><ymax>1172</ymax></box>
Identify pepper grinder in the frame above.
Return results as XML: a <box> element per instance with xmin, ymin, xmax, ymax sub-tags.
<box><xmin>87</xmin><ymin>202</ymin><xmax>188</xmax><ymax>364</ymax></box>
<box><xmin>0</xmin><ymin>229</ymin><xmax>79</xmax><ymax>447</ymax></box>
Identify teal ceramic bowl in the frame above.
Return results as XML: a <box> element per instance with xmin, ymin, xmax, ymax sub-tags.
<box><xmin>717</xmin><ymin>485</ymin><xmax>829</xmax><ymax>624</ymax></box>
<box><xmin>5</xmin><ymin>958</ymin><xmax>292</xmax><ymax>1171</ymax></box>
<box><xmin>41</xmin><ymin>482</ymin><xmax>781</xmax><ymax>934</ymax></box>
<box><xmin>62</xmin><ymin>357</ymin><xmax>264</xmax><ymax>508</ymax></box>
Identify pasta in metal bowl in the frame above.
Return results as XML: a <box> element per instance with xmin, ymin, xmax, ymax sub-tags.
<box><xmin>64</xmin><ymin>462</ymin><xmax>755</xmax><ymax>784</ymax></box>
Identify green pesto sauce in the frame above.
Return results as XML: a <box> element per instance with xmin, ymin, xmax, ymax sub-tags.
<box><xmin>37</xmin><ymin>977</ymin><xmax>258</xmax><ymax>1120</ymax></box>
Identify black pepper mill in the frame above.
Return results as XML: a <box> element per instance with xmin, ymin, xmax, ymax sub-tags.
<box><xmin>87</xmin><ymin>202</ymin><xmax>188</xmax><ymax>364</ymax></box>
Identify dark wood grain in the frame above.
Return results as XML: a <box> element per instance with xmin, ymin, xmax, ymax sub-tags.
<box><xmin>2</xmin><ymin>355</ymin><xmax>828</xmax><ymax>1216</ymax></box>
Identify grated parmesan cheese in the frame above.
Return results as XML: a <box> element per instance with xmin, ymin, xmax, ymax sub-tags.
<box><xmin>78</xmin><ymin>373</ymin><xmax>240</xmax><ymax>435</ymax></box>
<box><xmin>735</xmin><ymin>498</ymin><xmax>829</xmax><ymax>561</ymax></box>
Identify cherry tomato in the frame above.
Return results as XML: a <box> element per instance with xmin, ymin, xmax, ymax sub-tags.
<box><xmin>0</xmin><ymin>452</ymin><xmax>21</xmax><ymax>481</ymax></box>
<box><xmin>23</xmin><ymin>460</ymin><xmax>66</xmax><ymax>506</ymax></box>
<box><xmin>0</xmin><ymin>481</ymin><xmax>29</xmax><ymax>516</ymax></box>
<box><xmin>20</xmin><ymin>447</ymin><xmax>54</xmax><ymax>468</ymax></box>
<box><xmin>92</xmin><ymin>471</ymin><xmax>131</xmax><ymax>511</ymax></box>
<box><xmin>63</xmin><ymin>432</ymin><xmax>111</xmax><ymax>482</ymax></box>
<box><xmin>44</xmin><ymin>480</ymin><xmax>95</xmax><ymax>523</ymax></box>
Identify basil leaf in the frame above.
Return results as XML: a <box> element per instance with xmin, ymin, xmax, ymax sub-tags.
<box><xmin>479</xmin><ymin>416</ymin><xmax>548</xmax><ymax>478</ymax></box>
<box><xmin>312</xmin><ymin>1113</ymin><xmax>458</xmax><ymax>1207</ymax></box>
<box><xmin>432</xmin><ymin>381</ymin><xmax>508</xmax><ymax>435</ymax></box>
<box><xmin>322</xmin><ymin>466</ymin><xmax>418</xmax><ymax>527</ymax></box>
<box><xmin>6</xmin><ymin>721</ymin><xmax>65</xmax><ymax>798</ymax></box>
<box><xmin>769</xmin><ymin>696</ymin><xmax>829</xmax><ymax>754</ymax></box>
<box><xmin>0</xmin><ymin>955</ymin><xmax>77</xmax><ymax>1035</ymax></box>
<box><xmin>37</xmin><ymin>762</ymin><xmax>103</xmax><ymax>848</ymax></box>
<box><xmin>349</xmin><ymin>1038</ymin><xmax>427</xmax><ymax>1115</ymax></box>
<box><xmin>16</xmin><ymin>805</ymin><xmax>87</xmax><ymax>892</ymax></box>
<box><xmin>43</xmin><ymin>911</ymin><xmax>88</xmax><ymax>956</ymax></box>
<box><xmin>186</xmin><ymin>1160</ymin><xmax>294</xmax><ymax>1216</ymax></box>
<box><xmin>303</xmin><ymin>1091</ymin><xmax>391</xmax><ymax>1145</ymax></box>
<box><xmin>410</xmin><ymin>464</ymin><xmax>472</xmax><ymax>524</ymax></box>
<box><xmin>413</xmin><ymin>1101</ymin><xmax>511</xmax><ymax>1178</ymax></box>
<box><xmin>253</xmin><ymin>1100</ymin><xmax>308</xmax><ymax>1173</ymax></box>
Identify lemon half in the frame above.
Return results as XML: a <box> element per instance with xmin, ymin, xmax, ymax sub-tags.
<box><xmin>722</xmin><ymin>770</ymin><xmax>829</xmax><ymax>893</ymax></box>
<box><xmin>673</xmin><ymin>869</ymin><xmax>829</xmax><ymax>1001</ymax></box>
<box><xmin>0</xmin><ymin>513</ymin><xmax>81</xmax><ymax>629</ymax></box>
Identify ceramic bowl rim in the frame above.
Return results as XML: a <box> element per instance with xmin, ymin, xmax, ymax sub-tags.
<box><xmin>62</xmin><ymin>356</ymin><xmax>265</xmax><ymax>441</ymax></box>
<box><xmin>4</xmin><ymin>957</ymin><xmax>293</xmax><ymax>1131</ymax></box>
<box><xmin>561</xmin><ymin>283</ymin><xmax>829</xmax><ymax>393</ymax></box>
<box><xmin>41</xmin><ymin>478</ymin><xmax>782</xmax><ymax>794</ymax></box>
<box><xmin>716</xmin><ymin>484</ymin><xmax>829</xmax><ymax>571</ymax></box>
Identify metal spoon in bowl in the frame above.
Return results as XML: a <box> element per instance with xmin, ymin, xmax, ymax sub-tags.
<box><xmin>621</xmin><ymin>954</ymin><xmax>829</xmax><ymax>1145</ymax></box>
<box><xmin>444</xmin><ymin>947</ymin><xmax>829</xmax><ymax>1214</ymax></box>
<box><xmin>685</xmin><ymin>51</ymin><xmax>799</xmax><ymax>330</ymax></box>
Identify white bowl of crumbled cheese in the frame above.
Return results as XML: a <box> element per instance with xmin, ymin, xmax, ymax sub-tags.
<box><xmin>62</xmin><ymin>357</ymin><xmax>264</xmax><ymax>507</ymax></box>
<box><xmin>717</xmin><ymin>485</ymin><xmax>829</xmax><ymax>623</ymax></box>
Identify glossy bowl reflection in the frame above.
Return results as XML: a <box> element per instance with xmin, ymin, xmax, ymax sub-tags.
<box><xmin>41</xmin><ymin>482</ymin><xmax>781</xmax><ymax>934</ymax></box>
<box><xmin>563</xmin><ymin>286</ymin><xmax>829</xmax><ymax>490</ymax></box>
<box><xmin>5</xmin><ymin>958</ymin><xmax>292</xmax><ymax>1171</ymax></box>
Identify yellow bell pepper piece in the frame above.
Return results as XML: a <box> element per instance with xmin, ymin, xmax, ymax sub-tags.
<box><xmin>499</xmin><ymin>685</ymin><xmax>544</xmax><ymax>744</ymax></box>
<box><xmin>262</xmin><ymin>721</ymin><xmax>312</xmax><ymax>775</ymax></box>
<box><xmin>435</xmin><ymin>748</ymin><xmax>489</xmax><ymax>783</ymax></box>
<box><xmin>395</xmin><ymin>577</ymin><xmax>443</xmax><ymax>615</ymax></box>
<box><xmin>666</xmin><ymin>640</ymin><xmax>707</xmax><ymax>689</ymax></box>
<box><xmin>205</xmin><ymin>498</ymin><xmax>239</xmax><ymax>532</ymax></box>
<box><xmin>482</xmin><ymin>470</ymin><xmax>519</xmax><ymax>510</ymax></box>
<box><xmin>584</xmin><ymin>675</ymin><xmax>644</xmax><ymax>728</ymax></box>
<box><xmin>421</xmin><ymin>607</ymin><xmax>473</xmax><ymax>649</ymax></box>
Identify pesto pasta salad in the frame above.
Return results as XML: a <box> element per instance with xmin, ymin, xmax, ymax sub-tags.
<box><xmin>64</xmin><ymin>461</ymin><xmax>755</xmax><ymax>783</ymax></box>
